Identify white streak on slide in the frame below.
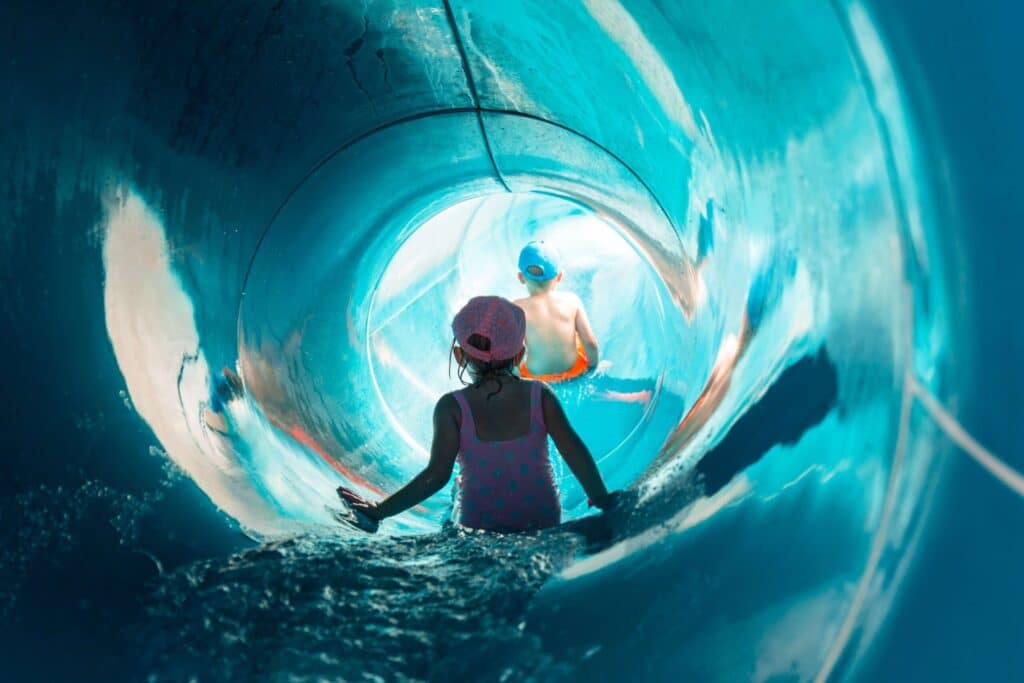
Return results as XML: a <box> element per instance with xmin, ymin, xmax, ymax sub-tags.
<box><xmin>583</xmin><ymin>0</ymin><xmax>701</xmax><ymax>141</ymax></box>
<box><xmin>101</xmin><ymin>187</ymin><xmax>278</xmax><ymax>534</ymax></box>
<box><xmin>912</xmin><ymin>380</ymin><xmax>1024</xmax><ymax>497</ymax></box>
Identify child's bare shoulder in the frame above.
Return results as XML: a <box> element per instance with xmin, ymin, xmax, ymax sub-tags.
<box><xmin>435</xmin><ymin>392</ymin><xmax>461</xmax><ymax>415</ymax></box>
<box><xmin>554</xmin><ymin>290</ymin><xmax>583</xmax><ymax>310</ymax></box>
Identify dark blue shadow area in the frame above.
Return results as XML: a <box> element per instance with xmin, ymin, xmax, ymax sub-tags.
<box><xmin>696</xmin><ymin>348</ymin><xmax>839</xmax><ymax>497</ymax></box>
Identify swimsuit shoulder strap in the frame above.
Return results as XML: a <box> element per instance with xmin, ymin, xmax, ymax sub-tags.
<box><xmin>529</xmin><ymin>381</ymin><xmax>546</xmax><ymax>431</ymax></box>
<box><xmin>451</xmin><ymin>390</ymin><xmax>476</xmax><ymax>443</ymax></box>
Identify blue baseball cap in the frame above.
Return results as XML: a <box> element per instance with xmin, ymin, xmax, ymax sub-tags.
<box><xmin>518</xmin><ymin>241</ymin><xmax>562</xmax><ymax>281</ymax></box>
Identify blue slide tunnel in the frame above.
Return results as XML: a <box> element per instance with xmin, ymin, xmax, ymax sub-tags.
<box><xmin>1</xmin><ymin>1</ymin><xmax>1021</xmax><ymax>680</ymax></box>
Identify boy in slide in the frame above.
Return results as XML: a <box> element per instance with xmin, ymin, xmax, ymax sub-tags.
<box><xmin>514</xmin><ymin>241</ymin><xmax>600</xmax><ymax>382</ymax></box>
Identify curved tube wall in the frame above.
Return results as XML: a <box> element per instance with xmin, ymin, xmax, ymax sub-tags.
<box><xmin>1</xmin><ymin>0</ymin><xmax>1020</xmax><ymax>680</ymax></box>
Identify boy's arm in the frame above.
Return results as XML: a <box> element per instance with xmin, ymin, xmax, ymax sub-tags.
<box><xmin>540</xmin><ymin>384</ymin><xmax>612</xmax><ymax>507</ymax></box>
<box><xmin>573</xmin><ymin>298</ymin><xmax>600</xmax><ymax>368</ymax></box>
<box><xmin>360</xmin><ymin>394</ymin><xmax>460</xmax><ymax>520</ymax></box>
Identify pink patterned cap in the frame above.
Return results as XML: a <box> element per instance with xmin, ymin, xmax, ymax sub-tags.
<box><xmin>452</xmin><ymin>296</ymin><xmax>526</xmax><ymax>362</ymax></box>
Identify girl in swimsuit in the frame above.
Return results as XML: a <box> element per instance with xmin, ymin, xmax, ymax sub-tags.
<box><xmin>338</xmin><ymin>295</ymin><xmax>616</xmax><ymax>532</ymax></box>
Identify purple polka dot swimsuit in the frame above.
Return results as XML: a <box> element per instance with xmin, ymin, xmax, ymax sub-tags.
<box><xmin>452</xmin><ymin>382</ymin><xmax>560</xmax><ymax>531</ymax></box>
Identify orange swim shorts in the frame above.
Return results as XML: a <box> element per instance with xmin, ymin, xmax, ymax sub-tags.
<box><xmin>519</xmin><ymin>337</ymin><xmax>590</xmax><ymax>383</ymax></box>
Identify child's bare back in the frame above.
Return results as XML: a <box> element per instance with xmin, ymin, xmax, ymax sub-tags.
<box><xmin>515</xmin><ymin>290</ymin><xmax>596</xmax><ymax>375</ymax></box>
<box><xmin>515</xmin><ymin>241</ymin><xmax>599</xmax><ymax>378</ymax></box>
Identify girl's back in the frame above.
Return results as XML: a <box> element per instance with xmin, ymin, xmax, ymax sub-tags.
<box><xmin>457</xmin><ymin>379</ymin><xmax>534</xmax><ymax>440</ymax></box>
<box><xmin>452</xmin><ymin>379</ymin><xmax>560</xmax><ymax>531</ymax></box>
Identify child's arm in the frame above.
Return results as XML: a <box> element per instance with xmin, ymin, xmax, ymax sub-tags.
<box><xmin>345</xmin><ymin>394</ymin><xmax>460</xmax><ymax>521</ymax></box>
<box><xmin>540</xmin><ymin>384</ymin><xmax>613</xmax><ymax>508</ymax></box>
<box><xmin>573</xmin><ymin>298</ymin><xmax>600</xmax><ymax>369</ymax></box>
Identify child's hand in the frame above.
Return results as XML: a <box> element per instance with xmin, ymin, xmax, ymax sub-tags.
<box><xmin>337</xmin><ymin>486</ymin><xmax>384</xmax><ymax>522</ymax></box>
<box><xmin>591</xmin><ymin>490</ymin><xmax>627</xmax><ymax>511</ymax></box>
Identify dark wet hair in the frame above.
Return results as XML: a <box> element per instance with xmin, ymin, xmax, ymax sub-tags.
<box><xmin>525</xmin><ymin>264</ymin><xmax>545</xmax><ymax>278</ymax></box>
<box><xmin>450</xmin><ymin>334</ymin><xmax>520</xmax><ymax>399</ymax></box>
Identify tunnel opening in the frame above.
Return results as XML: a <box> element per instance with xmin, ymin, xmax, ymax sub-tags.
<box><xmin>366</xmin><ymin>190</ymin><xmax>678</xmax><ymax>509</ymax></box>
<box><xmin>237</xmin><ymin>110</ymin><xmax>700</xmax><ymax>531</ymax></box>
